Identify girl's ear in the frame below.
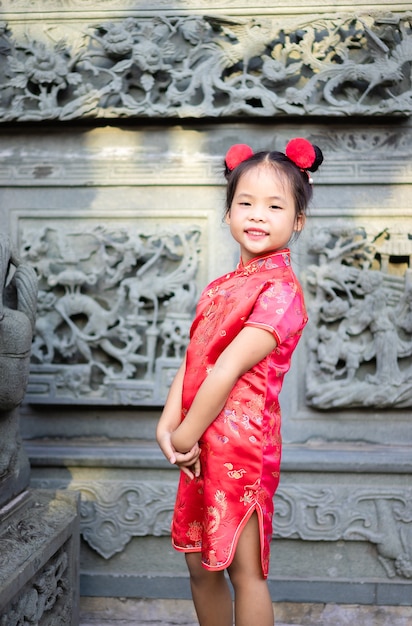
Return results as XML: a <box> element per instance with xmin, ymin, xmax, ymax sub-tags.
<box><xmin>295</xmin><ymin>213</ymin><xmax>305</xmax><ymax>232</ymax></box>
<box><xmin>225</xmin><ymin>211</ymin><xmax>231</xmax><ymax>225</ymax></box>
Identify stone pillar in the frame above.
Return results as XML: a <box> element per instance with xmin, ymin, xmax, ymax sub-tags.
<box><xmin>0</xmin><ymin>234</ymin><xmax>36</xmax><ymax>506</ymax></box>
<box><xmin>0</xmin><ymin>235</ymin><xmax>80</xmax><ymax>625</ymax></box>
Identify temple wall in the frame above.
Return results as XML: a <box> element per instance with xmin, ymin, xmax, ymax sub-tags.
<box><xmin>0</xmin><ymin>0</ymin><xmax>411</xmax><ymax>605</ymax></box>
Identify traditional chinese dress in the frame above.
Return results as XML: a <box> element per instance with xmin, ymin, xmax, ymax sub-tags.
<box><xmin>171</xmin><ymin>249</ymin><xmax>307</xmax><ymax>577</ymax></box>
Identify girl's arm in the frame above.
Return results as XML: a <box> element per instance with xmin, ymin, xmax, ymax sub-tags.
<box><xmin>171</xmin><ymin>326</ymin><xmax>277</xmax><ymax>453</ymax></box>
<box><xmin>156</xmin><ymin>355</ymin><xmax>201</xmax><ymax>478</ymax></box>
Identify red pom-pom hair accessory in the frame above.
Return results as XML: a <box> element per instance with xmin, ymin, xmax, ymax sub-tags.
<box><xmin>285</xmin><ymin>137</ymin><xmax>323</xmax><ymax>180</ymax></box>
<box><xmin>225</xmin><ymin>144</ymin><xmax>254</xmax><ymax>171</ymax></box>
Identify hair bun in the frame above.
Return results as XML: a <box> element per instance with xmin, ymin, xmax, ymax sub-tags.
<box><xmin>285</xmin><ymin>138</ymin><xmax>323</xmax><ymax>173</ymax></box>
<box><xmin>225</xmin><ymin>144</ymin><xmax>254</xmax><ymax>171</ymax></box>
<box><xmin>307</xmin><ymin>145</ymin><xmax>323</xmax><ymax>172</ymax></box>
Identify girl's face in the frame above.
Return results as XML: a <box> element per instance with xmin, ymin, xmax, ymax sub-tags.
<box><xmin>225</xmin><ymin>163</ymin><xmax>304</xmax><ymax>264</ymax></box>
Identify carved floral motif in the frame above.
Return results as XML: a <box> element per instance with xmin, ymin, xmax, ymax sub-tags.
<box><xmin>305</xmin><ymin>224</ymin><xmax>412</xmax><ymax>408</ymax></box>
<box><xmin>275</xmin><ymin>486</ymin><xmax>412</xmax><ymax>579</ymax></box>
<box><xmin>79</xmin><ymin>481</ymin><xmax>173</xmax><ymax>558</ymax></box>
<box><xmin>0</xmin><ymin>13</ymin><xmax>411</xmax><ymax>120</ymax></box>
<box><xmin>20</xmin><ymin>223</ymin><xmax>200</xmax><ymax>405</ymax></box>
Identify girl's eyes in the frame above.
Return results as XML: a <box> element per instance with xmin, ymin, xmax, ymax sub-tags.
<box><xmin>236</xmin><ymin>202</ymin><xmax>283</xmax><ymax>210</ymax></box>
<box><xmin>238</xmin><ymin>202</ymin><xmax>281</xmax><ymax>209</ymax></box>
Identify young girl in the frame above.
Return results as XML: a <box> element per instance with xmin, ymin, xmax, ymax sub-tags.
<box><xmin>156</xmin><ymin>138</ymin><xmax>323</xmax><ymax>626</ymax></box>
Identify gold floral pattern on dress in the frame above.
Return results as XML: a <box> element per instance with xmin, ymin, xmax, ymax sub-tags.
<box><xmin>186</xmin><ymin>521</ymin><xmax>203</xmax><ymax>544</ymax></box>
<box><xmin>224</xmin><ymin>463</ymin><xmax>247</xmax><ymax>479</ymax></box>
<box><xmin>214</xmin><ymin>489</ymin><xmax>228</xmax><ymax>517</ymax></box>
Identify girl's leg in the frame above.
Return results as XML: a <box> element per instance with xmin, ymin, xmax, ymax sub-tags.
<box><xmin>228</xmin><ymin>512</ymin><xmax>274</xmax><ymax>626</ymax></box>
<box><xmin>185</xmin><ymin>552</ymin><xmax>233</xmax><ymax>626</ymax></box>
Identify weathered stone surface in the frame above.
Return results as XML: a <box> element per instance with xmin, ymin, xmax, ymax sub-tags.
<box><xmin>0</xmin><ymin>490</ymin><xmax>80</xmax><ymax>626</ymax></box>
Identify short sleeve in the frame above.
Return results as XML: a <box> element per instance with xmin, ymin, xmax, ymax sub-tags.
<box><xmin>244</xmin><ymin>280</ymin><xmax>307</xmax><ymax>345</ymax></box>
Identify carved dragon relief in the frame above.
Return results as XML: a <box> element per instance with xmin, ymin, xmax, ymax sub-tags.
<box><xmin>50</xmin><ymin>478</ymin><xmax>412</xmax><ymax>580</ymax></box>
<box><xmin>305</xmin><ymin>224</ymin><xmax>412</xmax><ymax>408</ymax></box>
<box><xmin>0</xmin><ymin>12</ymin><xmax>411</xmax><ymax>120</ymax></box>
<box><xmin>20</xmin><ymin>222</ymin><xmax>200</xmax><ymax>405</ymax></box>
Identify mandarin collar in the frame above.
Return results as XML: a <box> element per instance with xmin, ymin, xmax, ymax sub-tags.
<box><xmin>235</xmin><ymin>249</ymin><xmax>291</xmax><ymax>276</ymax></box>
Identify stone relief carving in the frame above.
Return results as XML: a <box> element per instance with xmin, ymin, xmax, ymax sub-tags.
<box><xmin>0</xmin><ymin>548</ymin><xmax>71</xmax><ymax>626</ymax></box>
<box><xmin>0</xmin><ymin>490</ymin><xmax>78</xmax><ymax>622</ymax></box>
<box><xmin>79</xmin><ymin>481</ymin><xmax>173</xmax><ymax>559</ymax></box>
<box><xmin>0</xmin><ymin>12</ymin><xmax>411</xmax><ymax>121</ymax></box>
<box><xmin>305</xmin><ymin>224</ymin><xmax>412</xmax><ymax>408</ymax></box>
<box><xmin>60</xmin><ymin>478</ymin><xmax>412</xmax><ymax>579</ymax></box>
<box><xmin>21</xmin><ymin>222</ymin><xmax>200</xmax><ymax>405</ymax></box>
<box><xmin>275</xmin><ymin>485</ymin><xmax>412</xmax><ymax>579</ymax></box>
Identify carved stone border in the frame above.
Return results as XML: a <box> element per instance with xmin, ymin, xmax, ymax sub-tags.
<box><xmin>52</xmin><ymin>478</ymin><xmax>412</xmax><ymax>581</ymax></box>
<box><xmin>0</xmin><ymin>12</ymin><xmax>411</xmax><ymax>120</ymax></box>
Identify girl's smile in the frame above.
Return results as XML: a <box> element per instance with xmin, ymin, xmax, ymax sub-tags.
<box><xmin>225</xmin><ymin>162</ymin><xmax>304</xmax><ymax>264</ymax></box>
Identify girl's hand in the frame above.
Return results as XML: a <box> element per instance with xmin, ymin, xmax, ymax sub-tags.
<box><xmin>157</xmin><ymin>430</ymin><xmax>201</xmax><ymax>480</ymax></box>
<box><xmin>157</xmin><ymin>429</ymin><xmax>177</xmax><ymax>465</ymax></box>
<box><xmin>175</xmin><ymin>443</ymin><xmax>201</xmax><ymax>480</ymax></box>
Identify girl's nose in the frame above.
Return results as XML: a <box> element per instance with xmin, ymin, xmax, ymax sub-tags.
<box><xmin>249</xmin><ymin>206</ymin><xmax>265</xmax><ymax>221</ymax></box>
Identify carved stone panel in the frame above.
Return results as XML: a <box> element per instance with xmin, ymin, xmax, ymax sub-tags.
<box><xmin>304</xmin><ymin>223</ymin><xmax>412</xmax><ymax>409</ymax></box>
<box><xmin>16</xmin><ymin>216</ymin><xmax>203</xmax><ymax>405</ymax></box>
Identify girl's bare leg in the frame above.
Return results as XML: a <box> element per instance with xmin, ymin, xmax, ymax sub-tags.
<box><xmin>185</xmin><ymin>552</ymin><xmax>233</xmax><ymax>626</ymax></box>
<box><xmin>228</xmin><ymin>512</ymin><xmax>274</xmax><ymax>626</ymax></box>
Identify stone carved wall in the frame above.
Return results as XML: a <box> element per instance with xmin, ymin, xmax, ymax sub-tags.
<box><xmin>2</xmin><ymin>0</ymin><xmax>412</xmax><ymax>606</ymax></box>
<box><xmin>0</xmin><ymin>12</ymin><xmax>412</xmax><ymax>121</ymax></box>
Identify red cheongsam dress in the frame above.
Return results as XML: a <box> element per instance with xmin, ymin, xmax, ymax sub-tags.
<box><xmin>171</xmin><ymin>249</ymin><xmax>307</xmax><ymax>578</ymax></box>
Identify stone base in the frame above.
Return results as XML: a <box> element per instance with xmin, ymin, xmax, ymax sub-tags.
<box><xmin>0</xmin><ymin>489</ymin><xmax>80</xmax><ymax>625</ymax></box>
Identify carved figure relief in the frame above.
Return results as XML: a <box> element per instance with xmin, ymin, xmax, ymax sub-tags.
<box><xmin>20</xmin><ymin>222</ymin><xmax>200</xmax><ymax>404</ymax></box>
<box><xmin>305</xmin><ymin>224</ymin><xmax>412</xmax><ymax>408</ymax></box>
<box><xmin>0</xmin><ymin>13</ymin><xmax>411</xmax><ymax>121</ymax></box>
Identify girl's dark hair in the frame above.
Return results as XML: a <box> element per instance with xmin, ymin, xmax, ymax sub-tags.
<box><xmin>224</xmin><ymin>150</ymin><xmax>322</xmax><ymax>219</ymax></box>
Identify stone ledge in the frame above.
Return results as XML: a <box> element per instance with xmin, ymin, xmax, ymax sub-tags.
<box><xmin>25</xmin><ymin>439</ymin><xmax>412</xmax><ymax>473</ymax></box>
<box><xmin>79</xmin><ymin>597</ymin><xmax>412</xmax><ymax>626</ymax></box>
<box><xmin>79</xmin><ymin>574</ymin><xmax>412</xmax><ymax>607</ymax></box>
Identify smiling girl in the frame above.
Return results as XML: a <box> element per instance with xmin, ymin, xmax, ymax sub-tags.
<box><xmin>157</xmin><ymin>138</ymin><xmax>323</xmax><ymax>626</ymax></box>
